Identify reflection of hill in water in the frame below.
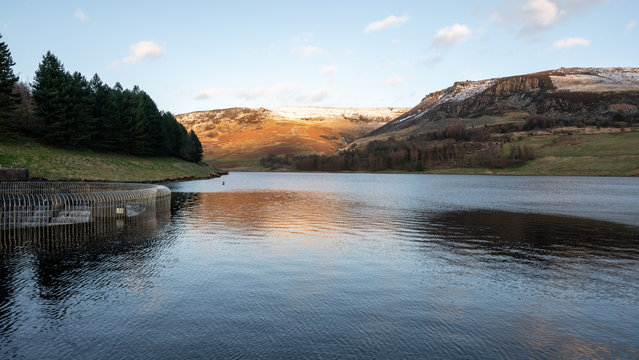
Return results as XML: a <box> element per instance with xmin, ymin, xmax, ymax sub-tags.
<box><xmin>171</xmin><ymin>191</ymin><xmax>639</xmax><ymax>264</ymax></box>
<box><xmin>422</xmin><ymin>210</ymin><xmax>639</xmax><ymax>261</ymax></box>
<box><xmin>172</xmin><ymin>191</ymin><xmax>361</xmax><ymax>241</ymax></box>
<box><xmin>1</xmin><ymin>190</ymin><xmax>638</xmax><ymax>359</ymax></box>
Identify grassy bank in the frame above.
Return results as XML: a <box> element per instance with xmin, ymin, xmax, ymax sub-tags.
<box><xmin>249</xmin><ymin>131</ymin><xmax>638</xmax><ymax>176</ymax></box>
<box><xmin>0</xmin><ymin>137</ymin><xmax>226</xmax><ymax>182</ymax></box>
<box><xmin>430</xmin><ymin>132</ymin><xmax>639</xmax><ymax>177</ymax></box>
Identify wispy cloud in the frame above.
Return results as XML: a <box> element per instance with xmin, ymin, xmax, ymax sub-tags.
<box><xmin>194</xmin><ymin>82</ymin><xmax>300</xmax><ymax>101</ymax></box>
<box><xmin>383</xmin><ymin>76</ymin><xmax>405</xmax><ymax>86</ymax></box>
<box><xmin>292</xmin><ymin>45</ymin><xmax>324</xmax><ymax>57</ymax></box>
<box><xmin>626</xmin><ymin>20</ymin><xmax>637</xmax><ymax>33</ymax></box>
<box><xmin>551</xmin><ymin>37</ymin><xmax>590</xmax><ymax>50</ymax></box>
<box><xmin>413</xmin><ymin>53</ymin><xmax>444</xmax><ymax>67</ymax></box>
<box><xmin>364</xmin><ymin>14</ymin><xmax>409</xmax><ymax>33</ymax></box>
<box><xmin>320</xmin><ymin>64</ymin><xmax>338</xmax><ymax>75</ymax></box>
<box><xmin>194</xmin><ymin>83</ymin><xmax>329</xmax><ymax>104</ymax></box>
<box><xmin>109</xmin><ymin>41</ymin><xmax>166</xmax><ymax>69</ymax></box>
<box><xmin>290</xmin><ymin>33</ymin><xmax>324</xmax><ymax>57</ymax></box>
<box><xmin>490</xmin><ymin>0</ymin><xmax>609</xmax><ymax>37</ymax></box>
<box><xmin>74</xmin><ymin>8</ymin><xmax>88</xmax><ymax>22</ymax></box>
<box><xmin>432</xmin><ymin>24</ymin><xmax>471</xmax><ymax>47</ymax></box>
<box><xmin>194</xmin><ymin>89</ymin><xmax>223</xmax><ymax>100</ymax></box>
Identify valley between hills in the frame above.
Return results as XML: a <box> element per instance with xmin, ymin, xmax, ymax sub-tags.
<box><xmin>175</xmin><ymin>107</ymin><xmax>409</xmax><ymax>170</ymax></box>
<box><xmin>177</xmin><ymin>67</ymin><xmax>639</xmax><ymax>176</ymax></box>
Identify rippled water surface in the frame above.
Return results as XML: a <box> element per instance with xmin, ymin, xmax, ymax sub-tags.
<box><xmin>2</xmin><ymin>173</ymin><xmax>639</xmax><ymax>359</ymax></box>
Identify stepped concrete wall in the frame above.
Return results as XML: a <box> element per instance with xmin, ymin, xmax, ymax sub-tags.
<box><xmin>0</xmin><ymin>168</ymin><xmax>29</xmax><ymax>181</ymax></box>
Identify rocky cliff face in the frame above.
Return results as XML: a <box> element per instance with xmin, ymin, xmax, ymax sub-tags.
<box><xmin>364</xmin><ymin>67</ymin><xmax>639</xmax><ymax>140</ymax></box>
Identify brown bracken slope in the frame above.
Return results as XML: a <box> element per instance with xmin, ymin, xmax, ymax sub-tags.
<box><xmin>176</xmin><ymin>106</ymin><xmax>409</xmax><ymax>169</ymax></box>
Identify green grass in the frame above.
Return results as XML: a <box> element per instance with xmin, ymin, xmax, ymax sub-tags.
<box><xmin>1</xmin><ymin>137</ymin><xmax>225</xmax><ymax>182</ymax></box>
<box><xmin>431</xmin><ymin>132</ymin><xmax>639</xmax><ymax>177</ymax></box>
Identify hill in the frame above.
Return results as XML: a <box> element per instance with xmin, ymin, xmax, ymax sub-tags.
<box><xmin>0</xmin><ymin>137</ymin><xmax>225</xmax><ymax>182</ymax></box>
<box><xmin>263</xmin><ymin>68</ymin><xmax>638</xmax><ymax>176</ymax></box>
<box><xmin>176</xmin><ymin>106</ymin><xmax>409</xmax><ymax>169</ymax></box>
<box><xmin>354</xmin><ymin>67</ymin><xmax>639</xmax><ymax>146</ymax></box>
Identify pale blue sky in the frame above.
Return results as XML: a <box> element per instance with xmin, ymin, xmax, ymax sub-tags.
<box><xmin>2</xmin><ymin>0</ymin><xmax>637</xmax><ymax>114</ymax></box>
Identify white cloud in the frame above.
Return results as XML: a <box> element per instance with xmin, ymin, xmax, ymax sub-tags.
<box><xmin>551</xmin><ymin>37</ymin><xmax>590</xmax><ymax>50</ymax></box>
<box><xmin>432</xmin><ymin>24</ymin><xmax>471</xmax><ymax>47</ymax></box>
<box><xmin>320</xmin><ymin>64</ymin><xmax>339</xmax><ymax>75</ymax></box>
<box><xmin>110</xmin><ymin>41</ymin><xmax>166</xmax><ymax>68</ymax></box>
<box><xmin>383</xmin><ymin>76</ymin><xmax>405</xmax><ymax>86</ymax></box>
<box><xmin>490</xmin><ymin>0</ymin><xmax>608</xmax><ymax>36</ymax></box>
<box><xmin>626</xmin><ymin>21</ymin><xmax>637</xmax><ymax>33</ymax></box>
<box><xmin>391</xmin><ymin>39</ymin><xmax>401</xmax><ymax>45</ymax></box>
<box><xmin>74</xmin><ymin>8</ymin><xmax>88</xmax><ymax>22</ymax></box>
<box><xmin>364</xmin><ymin>14</ymin><xmax>409</xmax><ymax>33</ymax></box>
<box><xmin>292</xmin><ymin>45</ymin><xmax>324</xmax><ymax>57</ymax></box>
<box><xmin>296</xmin><ymin>88</ymin><xmax>329</xmax><ymax>103</ymax></box>
<box><xmin>194</xmin><ymin>88</ymin><xmax>223</xmax><ymax>100</ymax></box>
<box><xmin>124</xmin><ymin>41</ymin><xmax>165</xmax><ymax>64</ymax></box>
<box><xmin>290</xmin><ymin>33</ymin><xmax>324</xmax><ymax>57</ymax></box>
<box><xmin>521</xmin><ymin>0</ymin><xmax>562</xmax><ymax>26</ymax></box>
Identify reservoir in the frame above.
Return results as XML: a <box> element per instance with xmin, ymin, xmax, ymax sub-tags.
<box><xmin>2</xmin><ymin>173</ymin><xmax>639</xmax><ymax>358</ymax></box>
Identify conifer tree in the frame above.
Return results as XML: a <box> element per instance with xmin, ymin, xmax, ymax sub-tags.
<box><xmin>189</xmin><ymin>129</ymin><xmax>204</xmax><ymax>162</ymax></box>
<box><xmin>0</xmin><ymin>33</ymin><xmax>21</xmax><ymax>133</ymax></box>
<box><xmin>65</xmin><ymin>71</ymin><xmax>95</xmax><ymax>147</ymax></box>
<box><xmin>32</xmin><ymin>51</ymin><xmax>68</xmax><ymax>143</ymax></box>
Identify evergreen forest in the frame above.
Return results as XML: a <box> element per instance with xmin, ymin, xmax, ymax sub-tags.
<box><xmin>0</xmin><ymin>34</ymin><xmax>203</xmax><ymax>163</ymax></box>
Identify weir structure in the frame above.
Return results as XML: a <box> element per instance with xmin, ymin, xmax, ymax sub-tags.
<box><xmin>0</xmin><ymin>182</ymin><xmax>171</xmax><ymax>250</ymax></box>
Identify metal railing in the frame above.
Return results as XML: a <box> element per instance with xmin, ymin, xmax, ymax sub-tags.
<box><xmin>1</xmin><ymin>182</ymin><xmax>171</xmax><ymax>249</ymax></box>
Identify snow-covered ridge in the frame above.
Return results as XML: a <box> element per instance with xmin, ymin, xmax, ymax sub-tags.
<box><xmin>397</xmin><ymin>79</ymin><xmax>496</xmax><ymax>123</ymax></box>
<box><xmin>272</xmin><ymin>106</ymin><xmax>408</xmax><ymax>120</ymax></box>
<box><xmin>550</xmin><ymin>67</ymin><xmax>639</xmax><ymax>92</ymax></box>
<box><xmin>177</xmin><ymin>106</ymin><xmax>410</xmax><ymax>124</ymax></box>
<box><xmin>443</xmin><ymin>79</ymin><xmax>497</xmax><ymax>104</ymax></box>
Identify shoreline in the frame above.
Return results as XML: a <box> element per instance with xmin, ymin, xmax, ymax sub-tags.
<box><xmin>218</xmin><ymin>169</ymin><xmax>639</xmax><ymax>177</ymax></box>
<box><xmin>26</xmin><ymin>170</ymin><xmax>228</xmax><ymax>184</ymax></box>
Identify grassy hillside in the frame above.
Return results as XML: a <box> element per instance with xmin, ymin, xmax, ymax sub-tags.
<box><xmin>176</xmin><ymin>107</ymin><xmax>409</xmax><ymax>170</ymax></box>
<box><xmin>432</xmin><ymin>131</ymin><xmax>639</xmax><ymax>176</ymax></box>
<box><xmin>0</xmin><ymin>137</ymin><xmax>225</xmax><ymax>182</ymax></box>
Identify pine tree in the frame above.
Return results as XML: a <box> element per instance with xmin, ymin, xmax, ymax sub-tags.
<box><xmin>32</xmin><ymin>51</ymin><xmax>68</xmax><ymax>143</ymax></box>
<box><xmin>189</xmin><ymin>129</ymin><xmax>203</xmax><ymax>162</ymax></box>
<box><xmin>0</xmin><ymin>33</ymin><xmax>21</xmax><ymax>133</ymax></box>
<box><xmin>66</xmin><ymin>71</ymin><xmax>95</xmax><ymax>147</ymax></box>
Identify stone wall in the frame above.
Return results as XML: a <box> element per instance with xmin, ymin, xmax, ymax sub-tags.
<box><xmin>0</xmin><ymin>168</ymin><xmax>29</xmax><ymax>181</ymax></box>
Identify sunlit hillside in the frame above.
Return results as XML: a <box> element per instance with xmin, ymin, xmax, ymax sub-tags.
<box><xmin>176</xmin><ymin>106</ymin><xmax>409</xmax><ymax>169</ymax></box>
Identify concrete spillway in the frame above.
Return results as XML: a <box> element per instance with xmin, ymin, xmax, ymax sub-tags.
<box><xmin>0</xmin><ymin>182</ymin><xmax>171</xmax><ymax>248</ymax></box>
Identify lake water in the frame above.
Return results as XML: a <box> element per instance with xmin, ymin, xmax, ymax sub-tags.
<box><xmin>2</xmin><ymin>173</ymin><xmax>639</xmax><ymax>359</ymax></box>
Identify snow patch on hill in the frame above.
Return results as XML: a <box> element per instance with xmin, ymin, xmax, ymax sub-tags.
<box><xmin>445</xmin><ymin>79</ymin><xmax>497</xmax><ymax>103</ymax></box>
<box><xmin>397</xmin><ymin>79</ymin><xmax>496</xmax><ymax>123</ymax></box>
<box><xmin>272</xmin><ymin>106</ymin><xmax>408</xmax><ymax>121</ymax></box>
<box><xmin>551</xmin><ymin>67</ymin><xmax>639</xmax><ymax>92</ymax></box>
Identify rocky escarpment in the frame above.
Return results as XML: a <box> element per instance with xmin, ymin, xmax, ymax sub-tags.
<box><xmin>366</xmin><ymin>67</ymin><xmax>639</xmax><ymax>139</ymax></box>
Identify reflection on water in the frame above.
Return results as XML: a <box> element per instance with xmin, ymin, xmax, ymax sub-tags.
<box><xmin>1</xmin><ymin>173</ymin><xmax>639</xmax><ymax>359</ymax></box>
